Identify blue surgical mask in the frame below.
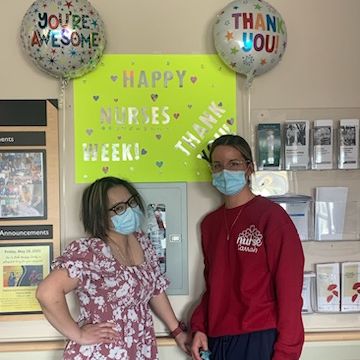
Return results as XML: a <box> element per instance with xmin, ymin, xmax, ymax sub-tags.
<box><xmin>111</xmin><ymin>206</ymin><xmax>142</xmax><ymax>235</ymax></box>
<box><xmin>212</xmin><ymin>170</ymin><xmax>247</xmax><ymax>196</ymax></box>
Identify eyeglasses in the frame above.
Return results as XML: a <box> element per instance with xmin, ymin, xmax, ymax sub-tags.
<box><xmin>109</xmin><ymin>195</ymin><xmax>139</xmax><ymax>216</ymax></box>
<box><xmin>210</xmin><ymin>159</ymin><xmax>249</xmax><ymax>173</ymax></box>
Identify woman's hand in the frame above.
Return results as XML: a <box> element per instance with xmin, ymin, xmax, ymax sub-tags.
<box><xmin>77</xmin><ymin>322</ymin><xmax>119</xmax><ymax>345</ymax></box>
<box><xmin>174</xmin><ymin>331</ymin><xmax>192</xmax><ymax>356</ymax></box>
<box><xmin>191</xmin><ymin>331</ymin><xmax>208</xmax><ymax>360</ymax></box>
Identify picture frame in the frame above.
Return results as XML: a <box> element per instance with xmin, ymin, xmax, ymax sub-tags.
<box><xmin>0</xmin><ymin>242</ymin><xmax>53</xmax><ymax>314</ymax></box>
<box><xmin>0</xmin><ymin>149</ymin><xmax>47</xmax><ymax>220</ymax></box>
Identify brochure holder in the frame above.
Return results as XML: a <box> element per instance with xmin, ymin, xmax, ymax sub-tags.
<box><xmin>253</xmin><ymin>118</ymin><xmax>360</xmax><ymax>171</ymax></box>
<box><xmin>267</xmin><ymin>194</ymin><xmax>313</xmax><ymax>241</ymax></box>
<box><xmin>341</xmin><ymin>262</ymin><xmax>360</xmax><ymax>312</ymax></box>
<box><xmin>256</xmin><ymin>123</ymin><xmax>282</xmax><ymax>170</ymax></box>
<box><xmin>337</xmin><ymin>121</ymin><xmax>359</xmax><ymax>169</ymax></box>
<box><xmin>315</xmin><ymin>262</ymin><xmax>341</xmax><ymax>312</ymax></box>
<box><xmin>314</xmin><ymin>192</ymin><xmax>360</xmax><ymax>242</ymax></box>
<box><xmin>284</xmin><ymin>120</ymin><xmax>310</xmax><ymax>170</ymax></box>
<box><xmin>302</xmin><ymin>271</ymin><xmax>316</xmax><ymax>314</ymax></box>
<box><xmin>313</xmin><ymin>262</ymin><xmax>360</xmax><ymax>314</ymax></box>
<box><xmin>267</xmin><ymin>193</ymin><xmax>360</xmax><ymax>242</ymax></box>
<box><xmin>311</xmin><ymin>121</ymin><xmax>336</xmax><ymax>170</ymax></box>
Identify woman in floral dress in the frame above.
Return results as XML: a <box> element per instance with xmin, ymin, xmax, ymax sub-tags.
<box><xmin>36</xmin><ymin>176</ymin><xmax>189</xmax><ymax>359</ymax></box>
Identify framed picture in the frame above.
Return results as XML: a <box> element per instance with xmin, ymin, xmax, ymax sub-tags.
<box><xmin>0</xmin><ymin>150</ymin><xmax>47</xmax><ymax>220</ymax></box>
<box><xmin>0</xmin><ymin>242</ymin><xmax>53</xmax><ymax>314</ymax></box>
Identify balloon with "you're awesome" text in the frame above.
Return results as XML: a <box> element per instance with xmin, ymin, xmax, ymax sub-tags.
<box><xmin>20</xmin><ymin>0</ymin><xmax>106</xmax><ymax>80</ymax></box>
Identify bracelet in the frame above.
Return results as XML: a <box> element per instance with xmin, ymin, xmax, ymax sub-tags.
<box><xmin>169</xmin><ymin>321</ymin><xmax>187</xmax><ymax>338</ymax></box>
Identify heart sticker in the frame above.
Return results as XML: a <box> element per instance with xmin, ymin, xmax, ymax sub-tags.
<box><xmin>156</xmin><ymin>161</ymin><xmax>163</xmax><ymax>168</ymax></box>
<box><xmin>151</xmin><ymin>94</ymin><xmax>158</xmax><ymax>102</ymax></box>
<box><xmin>190</xmin><ymin>76</ymin><xmax>197</xmax><ymax>84</ymax></box>
<box><xmin>102</xmin><ymin>166</ymin><xmax>109</xmax><ymax>174</ymax></box>
<box><xmin>111</xmin><ymin>75</ymin><xmax>118</xmax><ymax>82</ymax></box>
<box><xmin>86</xmin><ymin>128</ymin><xmax>93</xmax><ymax>136</ymax></box>
<box><xmin>93</xmin><ymin>96</ymin><xmax>99</xmax><ymax>101</ymax></box>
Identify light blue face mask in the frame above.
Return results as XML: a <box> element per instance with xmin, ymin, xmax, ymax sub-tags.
<box><xmin>111</xmin><ymin>206</ymin><xmax>142</xmax><ymax>235</ymax></box>
<box><xmin>212</xmin><ymin>169</ymin><xmax>247</xmax><ymax>196</ymax></box>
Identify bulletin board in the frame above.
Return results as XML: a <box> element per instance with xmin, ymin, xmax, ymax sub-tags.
<box><xmin>0</xmin><ymin>100</ymin><xmax>60</xmax><ymax>319</ymax></box>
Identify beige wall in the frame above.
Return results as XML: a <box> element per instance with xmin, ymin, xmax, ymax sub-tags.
<box><xmin>1</xmin><ymin>0</ymin><xmax>360</xmax><ymax>359</ymax></box>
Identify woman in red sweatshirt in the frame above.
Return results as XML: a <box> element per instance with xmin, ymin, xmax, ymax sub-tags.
<box><xmin>190</xmin><ymin>135</ymin><xmax>304</xmax><ymax>360</ymax></box>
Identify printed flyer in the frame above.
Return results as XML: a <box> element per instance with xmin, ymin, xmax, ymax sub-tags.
<box><xmin>0</xmin><ymin>243</ymin><xmax>52</xmax><ymax>314</ymax></box>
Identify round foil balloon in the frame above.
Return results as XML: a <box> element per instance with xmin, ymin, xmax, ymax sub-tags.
<box><xmin>213</xmin><ymin>0</ymin><xmax>287</xmax><ymax>87</ymax></box>
<box><xmin>20</xmin><ymin>0</ymin><xmax>106</xmax><ymax>80</ymax></box>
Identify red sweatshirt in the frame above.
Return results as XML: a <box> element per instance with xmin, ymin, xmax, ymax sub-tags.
<box><xmin>190</xmin><ymin>196</ymin><xmax>304</xmax><ymax>360</ymax></box>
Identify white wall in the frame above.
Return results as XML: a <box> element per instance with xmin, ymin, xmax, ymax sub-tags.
<box><xmin>1</xmin><ymin>0</ymin><xmax>360</xmax><ymax>359</ymax></box>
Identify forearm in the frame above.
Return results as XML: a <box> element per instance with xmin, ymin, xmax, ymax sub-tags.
<box><xmin>273</xmin><ymin>284</ymin><xmax>304</xmax><ymax>360</ymax></box>
<box><xmin>36</xmin><ymin>269</ymin><xmax>81</xmax><ymax>342</ymax></box>
<box><xmin>150</xmin><ymin>292</ymin><xmax>191</xmax><ymax>356</ymax></box>
<box><xmin>190</xmin><ymin>288</ymin><xmax>209</xmax><ymax>334</ymax></box>
<box><xmin>149</xmin><ymin>292</ymin><xmax>179</xmax><ymax>332</ymax></box>
<box><xmin>38</xmin><ymin>292</ymin><xmax>81</xmax><ymax>342</ymax></box>
<box><xmin>272</xmin><ymin>227</ymin><xmax>305</xmax><ymax>359</ymax></box>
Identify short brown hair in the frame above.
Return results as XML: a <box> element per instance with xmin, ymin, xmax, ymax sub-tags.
<box><xmin>81</xmin><ymin>176</ymin><xmax>144</xmax><ymax>240</ymax></box>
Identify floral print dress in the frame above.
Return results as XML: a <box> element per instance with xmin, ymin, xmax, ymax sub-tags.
<box><xmin>52</xmin><ymin>232</ymin><xmax>169</xmax><ymax>360</ymax></box>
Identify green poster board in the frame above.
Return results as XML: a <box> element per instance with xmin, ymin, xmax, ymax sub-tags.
<box><xmin>73</xmin><ymin>54</ymin><xmax>236</xmax><ymax>183</ymax></box>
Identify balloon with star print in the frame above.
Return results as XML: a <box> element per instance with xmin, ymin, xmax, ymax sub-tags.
<box><xmin>213</xmin><ymin>0</ymin><xmax>287</xmax><ymax>87</ymax></box>
<box><xmin>20</xmin><ymin>0</ymin><xmax>106</xmax><ymax>80</ymax></box>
